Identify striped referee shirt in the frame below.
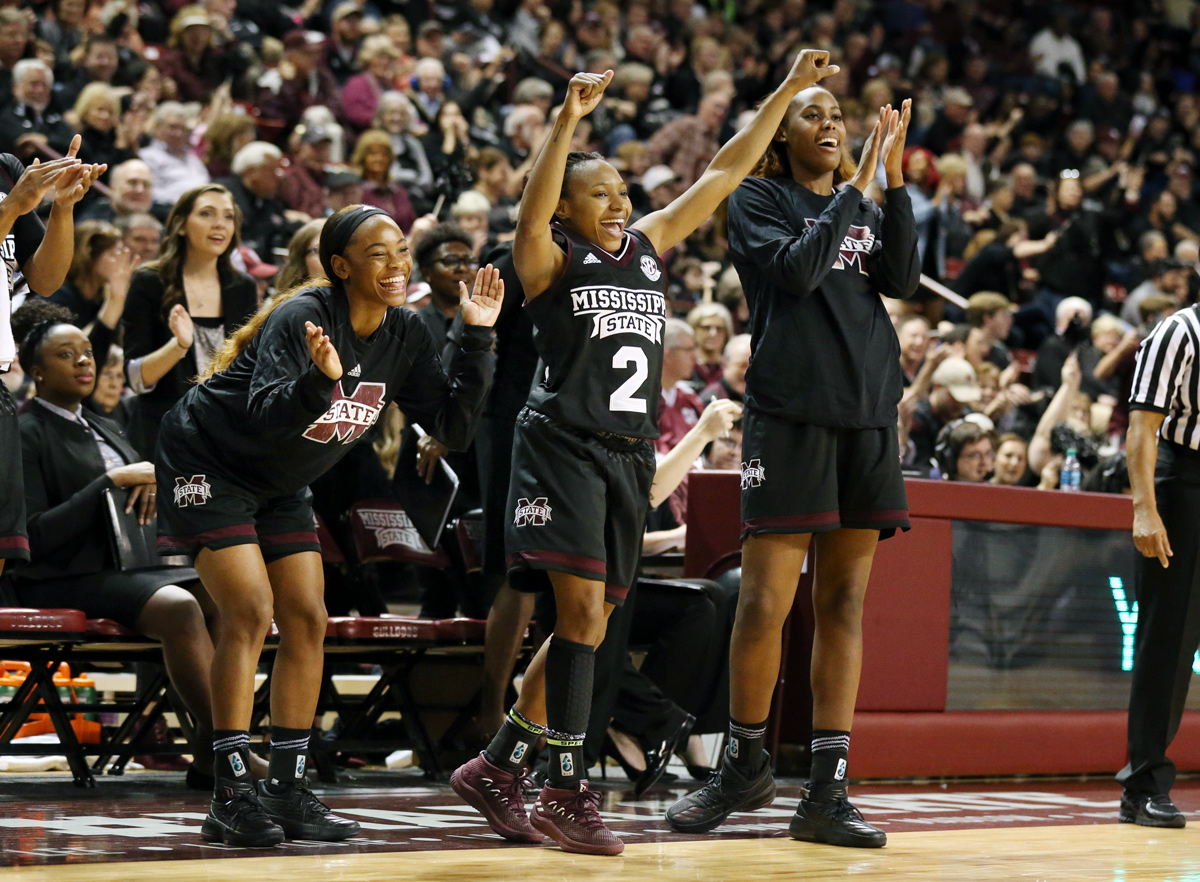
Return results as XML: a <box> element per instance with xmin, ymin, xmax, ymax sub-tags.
<box><xmin>1129</xmin><ymin>305</ymin><xmax>1200</xmax><ymax>449</ymax></box>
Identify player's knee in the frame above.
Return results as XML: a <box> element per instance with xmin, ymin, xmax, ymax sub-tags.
<box><xmin>736</xmin><ymin>588</ymin><xmax>788</xmax><ymax>631</ymax></box>
<box><xmin>813</xmin><ymin>584</ymin><xmax>866</xmax><ymax>630</ymax></box>
<box><xmin>220</xmin><ymin>594</ymin><xmax>275</xmax><ymax>642</ymax></box>
<box><xmin>276</xmin><ymin>601</ymin><xmax>328</xmax><ymax>646</ymax></box>
<box><xmin>138</xmin><ymin>586</ymin><xmax>208</xmax><ymax>642</ymax></box>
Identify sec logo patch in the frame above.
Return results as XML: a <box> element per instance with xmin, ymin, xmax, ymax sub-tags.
<box><xmin>640</xmin><ymin>255</ymin><xmax>661</xmax><ymax>281</ymax></box>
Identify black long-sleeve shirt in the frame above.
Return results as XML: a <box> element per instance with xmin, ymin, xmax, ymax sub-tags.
<box><xmin>726</xmin><ymin>177</ymin><xmax>920</xmax><ymax>428</ymax></box>
<box><xmin>165</xmin><ymin>286</ymin><xmax>495</xmax><ymax>497</ymax></box>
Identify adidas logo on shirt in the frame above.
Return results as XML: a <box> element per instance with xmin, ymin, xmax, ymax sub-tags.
<box><xmin>583</xmin><ymin>252</ymin><xmax>602</xmax><ymax>265</ymax></box>
<box><xmin>347</xmin><ymin>364</ymin><xmax>362</xmax><ymax>377</ymax></box>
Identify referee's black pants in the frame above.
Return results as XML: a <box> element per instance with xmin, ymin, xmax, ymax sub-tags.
<box><xmin>1120</xmin><ymin>442</ymin><xmax>1200</xmax><ymax>796</ymax></box>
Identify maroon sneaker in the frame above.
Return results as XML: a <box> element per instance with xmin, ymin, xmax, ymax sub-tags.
<box><xmin>530</xmin><ymin>782</ymin><xmax>624</xmax><ymax>856</ymax></box>
<box><xmin>450</xmin><ymin>752</ymin><xmax>543</xmax><ymax>843</ymax></box>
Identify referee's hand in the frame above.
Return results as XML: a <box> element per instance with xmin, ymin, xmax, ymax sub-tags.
<box><xmin>1133</xmin><ymin>504</ymin><xmax>1173</xmax><ymax>569</ymax></box>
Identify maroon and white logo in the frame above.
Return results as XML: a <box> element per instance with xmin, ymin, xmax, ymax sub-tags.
<box><xmin>303</xmin><ymin>381</ymin><xmax>386</xmax><ymax>444</ymax></box>
<box><xmin>357</xmin><ymin>507</ymin><xmax>433</xmax><ymax>553</ymax></box>
<box><xmin>804</xmin><ymin>219</ymin><xmax>875</xmax><ymax>275</ymax></box>
<box><xmin>741</xmin><ymin>459</ymin><xmax>766</xmax><ymax>489</ymax></box>
<box><xmin>514</xmin><ymin>497</ymin><xmax>552</xmax><ymax>527</ymax></box>
<box><xmin>174</xmin><ymin>475</ymin><xmax>212</xmax><ymax>507</ymax></box>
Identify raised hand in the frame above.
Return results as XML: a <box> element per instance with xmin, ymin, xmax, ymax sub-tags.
<box><xmin>786</xmin><ymin>48</ymin><xmax>840</xmax><ymax>90</ymax></box>
<box><xmin>696</xmin><ymin>398</ymin><xmax>743</xmax><ymax>443</ymax></box>
<box><xmin>847</xmin><ymin>111</ymin><xmax>884</xmax><ymax>194</ymax></box>
<box><xmin>305</xmin><ymin>321</ymin><xmax>343</xmax><ymax>380</ymax></box>
<box><xmin>3</xmin><ymin>156</ymin><xmax>81</xmax><ymax>216</ymax></box>
<box><xmin>881</xmin><ymin>99</ymin><xmax>912</xmax><ymax>188</ymax></box>
<box><xmin>562</xmin><ymin>70</ymin><xmax>613</xmax><ymax>121</ymax></box>
<box><xmin>459</xmin><ymin>263</ymin><xmax>504</xmax><ymax>327</ymax></box>
<box><xmin>168</xmin><ymin>304</ymin><xmax>194</xmax><ymax>351</ymax></box>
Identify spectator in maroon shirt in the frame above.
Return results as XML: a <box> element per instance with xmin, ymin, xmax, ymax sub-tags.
<box><xmin>158</xmin><ymin>8</ymin><xmax>231</xmax><ymax>104</ymax></box>
<box><xmin>279</xmin><ymin>124</ymin><xmax>331</xmax><ymax>219</ymax></box>
<box><xmin>349</xmin><ymin>129</ymin><xmax>417</xmax><ymax>233</ymax></box>
<box><xmin>657</xmin><ymin>318</ymin><xmax>705</xmax><ymax>454</ymax></box>
<box><xmin>257</xmin><ymin>30</ymin><xmax>341</xmax><ymax>132</ymax></box>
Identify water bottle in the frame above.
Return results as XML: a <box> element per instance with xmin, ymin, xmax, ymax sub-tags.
<box><xmin>1061</xmin><ymin>448</ymin><xmax>1082</xmax><ymax>492</ymax></box>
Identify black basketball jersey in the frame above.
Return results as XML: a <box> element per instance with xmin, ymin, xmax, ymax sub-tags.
<box><xmin>524</xmin><ymin>223</ymin><xmax>668</xmax><ymax>439</ymax></box>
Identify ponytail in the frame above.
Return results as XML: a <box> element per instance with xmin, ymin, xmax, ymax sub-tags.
<box><xmin>200</xmin><ymin>281</ymin><xmax>327</xmax><ymax>380</ymax></box>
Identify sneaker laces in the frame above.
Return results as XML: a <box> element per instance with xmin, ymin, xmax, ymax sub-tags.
<box><xmin>485</xmin><ymin>772</ymin><xmax>530</xmax><ymax>816</ymax></box>
<box><xmin>221</xmin><ymin>788</ymin><xmax>268</xmax><ymax>821</ymax></box>
<box><xmin>555</xmin><ymin>787</ymin><xmax>606</xmax><ymax>829</ymax></box>
<box><xmin>295</xmin><ymin>785</ymin><xmax>333</xmax><ymax>817</ymax></box>
<box><xmin>822</xmin><ymin>796</ymin><xmax>869</xmax><ymax>825</ymax></box>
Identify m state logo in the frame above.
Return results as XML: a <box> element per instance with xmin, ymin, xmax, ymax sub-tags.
<box><xmin>303</xmin><ymin>381</ymin><xmax>386</xmax><ymax>444</ymax></box>
<box><xmin>741</xmin><ymin>459</ymin><xmax>766</xmax><ymax>489</ymax></box>
<box><xmin>803</xmin><ymin>218</ymin><xmax>876</xmax><ymax>276</ymax></box>
<box><xmin>357</xmin><ymin>507</ymin><xmax>434</xmax><ymax>554</ymax></box>
<box><xmin>640</xmin><ymin>254</ymin><xmax>662</xmax><ymax>281</ymax></box>
<box><xmin>174</xmin><ymin>475</ymin><xmax>212</xmax><ymax>507</ymax></box>
<box><xmin>514</xmin><ymin>497</ymin><xmax>552</xmax><ymax>527</ymax></box>
<box><xmin>569</xmin><ymin>286</ymin><xmax>668</xmax><ymax>345</ymax></box>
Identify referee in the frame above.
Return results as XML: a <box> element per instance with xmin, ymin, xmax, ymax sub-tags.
<box><xmin>1120</xmin><ymin>302</ymin><xmax>1200</xmax><ymax>828</ymax></box>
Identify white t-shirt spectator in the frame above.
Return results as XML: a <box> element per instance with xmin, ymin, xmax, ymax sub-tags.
<box><xmin>1029</xmin><ymin>28</ymin><xmax>1086</xmax><ymax>83</ymax></box>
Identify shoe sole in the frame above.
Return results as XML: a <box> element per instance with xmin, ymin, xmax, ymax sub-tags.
<box><xmin>200</xmin><ymin>816</ymin><xmax>285</xmax><ymax>848</ymax></box>
<box><xmin>267</xmin><ymin>818</ymin><xmax>362</xmax><ymax>842</ymax></box>
<box><xmin>450</xmin><ymin>767</ymin><xmax>544</xmax><ymax>843</ymax></box>
<box><xmin>530</xmin><ymin>807</ymin><xmax>624</xmax><ymax>855</ymax></box>
<box><xmin>789</xmin><ymin>816</ymin><xmax>887</xmax><ymax>848</ymax></box>
<box><xmin>1118</xmin><ymin>811</ymin><xmax>1187</xmax><ymax>829</ymax></box>
<box><xmin>665</xmin><ymin>777</ymin><xmax>777</xmax><ymax>834</ymax></box>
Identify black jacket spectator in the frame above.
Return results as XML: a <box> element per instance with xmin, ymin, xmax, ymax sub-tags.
<box><xmin>120</xmin><ymin>266</ymin><xmax>257</xmax><ymax>456</ymax></box>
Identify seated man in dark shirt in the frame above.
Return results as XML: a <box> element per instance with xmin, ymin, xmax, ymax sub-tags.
<box><xmin>219</xmin><ymin>141</ymin><xmax>298</xmax><ymax>260</ymax></box>
<box><xmin>906</xmin><ymin>356</ymin><xmax>979</xmax><ymax>474</ymax></box>
<box><xmin>700</xmin><ymin>333</ymin><xmax>750</xmax><ymax>404</ymax></box>
<box><xmin>0</xmin><ymin>59</ymin><xmax>75</xmax><ymax>157</ymax></box>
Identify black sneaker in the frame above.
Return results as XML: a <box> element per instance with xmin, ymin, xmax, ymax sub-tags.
<box><xmin>665</xmin><ymin>751</ymin><xmax>776</xmax><ymax>834</ymax></box>
<box><xmin>257</xmin><ymin>781</ymin><xmax>362</xmax><ymax>841</ymax></box>
<box><xmin>1119</xmin><ymin>792</ymin><xmax>1186</xmax><ymax>828</ymax></box>
<box><xmin>789</xmin><ymin>784</ymin><xmax>886</xmax><ymax>848</ymax></box>
<box><xmin>201</xmin><ymin>784</ymin><xmax>285</xmax><ymax>848</ymax></box>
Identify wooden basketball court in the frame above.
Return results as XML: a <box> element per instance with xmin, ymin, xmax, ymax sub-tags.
<box><xmin>2</xmin><ymin>770</ymin><xmax>1199</xmax><ymax>880</ymax></box>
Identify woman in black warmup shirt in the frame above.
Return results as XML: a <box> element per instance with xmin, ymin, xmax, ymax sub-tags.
<box><xmin>451</xmin><ymin>50</ymin><xmax>843</xmax><ymax>858</ymax></box>
<box><xmin>668</xmin><ymin>97</ymin><xmax>919</xmax><ymax>847</ymax></box>
<box><xmin>155</xmin><ymin>205</ymin><xmax>502</xmax><ymax>848</ymax></box>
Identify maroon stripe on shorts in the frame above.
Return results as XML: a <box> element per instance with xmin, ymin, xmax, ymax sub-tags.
<box><xmin>604</xmin><ymin>582</ymin><xmax>631</xmax><ymax>602</ymax></box>
<box><xmin>259</xmin><ymin>531</ymin><xmax>320</xmax><ymax>547</ymax></box>
<box><xmin>841</xmin><ymin>508</ymin><xmax>910</xmax><ymax>523</ymax></box>
<box><xmin>157</xmin><ymin>524</ymin><xmax>258</xmax><ymax>549</ymax></box>
<box><xmin>507</xmin><ymin>550</ymin><xmax>607</xmax><ymax>578</ymax></box>
<box><xmin>741</xmin><ymin>511</ymin><xmax>841</xmax><ymax>534</ymax></box>
<box><xmin>0</xmin><ymin>536</ymin><xmax>29</xmax><ymax>551</ymax></box>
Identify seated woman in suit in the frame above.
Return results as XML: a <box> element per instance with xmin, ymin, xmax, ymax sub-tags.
<box><xmin>13</xmin><ymin>312</ymin><xmax>262</xmax><ymax>786</ymax></box>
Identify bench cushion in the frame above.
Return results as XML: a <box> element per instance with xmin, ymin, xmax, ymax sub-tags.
<box><xmin>0</xmin><ymin>607</ymin><xmax>87</xmax><ymax>639</ymax></box>
<box><xmin>336</xmin><ymin>616</ymin><xmax>440</xmax><ymax>642</ymax></box>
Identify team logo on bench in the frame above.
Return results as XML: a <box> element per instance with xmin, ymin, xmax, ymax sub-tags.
<box><xmin>514</xmin><ymin>497</ymin><xmax>552</xmax><ymax>527</ymax></box>
<box><xmin>741</xmin><ymin>459</ymin><xmax>766</xmax><ymax>489</ymax></box>
<box><xmin>358</xmin><ymin>508</ymin><xmax>433</xmax><ymax>553</ymax></box>
<box><xmin>174</xmin><ymin>475</ymin><xmax>212</xmax><ymax>507</ymax></box>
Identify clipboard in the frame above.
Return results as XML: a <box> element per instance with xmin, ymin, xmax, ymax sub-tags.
<box><xmin>390</xmin><ymin>424</ymin><xmax>459</xmax><ymax>548</ymax></box>
<box><xmin>103</xmin><ymin>487</ymin><xmax>162</xmax><ymax>571</ymax></box>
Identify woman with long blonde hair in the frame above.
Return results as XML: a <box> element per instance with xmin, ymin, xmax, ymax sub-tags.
<box><xmin>157</xmin><ymin>204</ymin><xmax>503</xmax><ymax>848</ymax></box>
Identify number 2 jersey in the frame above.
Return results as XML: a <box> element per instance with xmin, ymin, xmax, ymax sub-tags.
<box><xmin>524</xmin><ymin>223</ymin><xmax>668</xmax><ymax>439</ymax></box>
<box><xmin>162</xmin><ymin>286</ymin><xmax>495</xmax><ymax>497</ymax></box>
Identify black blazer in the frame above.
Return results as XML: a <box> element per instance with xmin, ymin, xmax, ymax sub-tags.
<box><xmin>17</xmin><ymin>401</ymin><xmax>141</xmax><ymax>582</ymax></box>
<box><xmin>120</xmin><ymin>265</ymin><xmax>258</xmax><ymax>456</ymax></box>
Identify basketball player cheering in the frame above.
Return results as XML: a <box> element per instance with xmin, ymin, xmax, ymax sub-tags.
<box><xmin>451</xmin><ymin>50</ymin><xmax>842</xmax><ymax>857</ymax></box>
<box><xmin>154</xmin><ymin>205</ymin><xmax>502</xmax><ymax>848</ymax></box>
<box><xmin>667</xmin><ymin>96</ymin><xmax>918</xmax><ymax>846</ymax></box>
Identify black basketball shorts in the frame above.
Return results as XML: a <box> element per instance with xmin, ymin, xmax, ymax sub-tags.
<box><xmin>740</xmin><ymin>407</ymin><xmax>910</xmax><ymax>542</ymax></box>
<box><xmin>155</xmin><ymin>414</ymin><xmax>320</xmax><ymax>562</ymax></box>
<box><xmin>0</xmin><ymin>384</ymin><xmax>29</xmax><ymax>563</ymax></box>
<box><xmin>506</xmin><ymin>407</ymin><xmax>655</xmax><ymax>606</ymax></box>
